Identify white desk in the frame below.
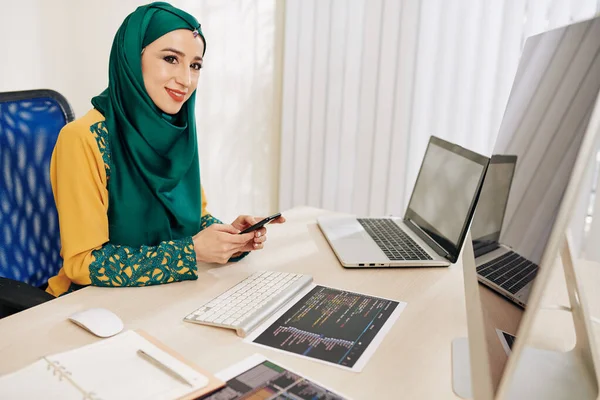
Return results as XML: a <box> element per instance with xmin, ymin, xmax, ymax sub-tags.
<box><xmin>0</xmin><ymin>207</ymin><xmax>598</xmax><ymax>399</ymax></box>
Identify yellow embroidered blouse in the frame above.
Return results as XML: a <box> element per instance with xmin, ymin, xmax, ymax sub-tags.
<box><xmin>46</xmin><ymin>109</ymin><xmax>227</xmax><ymax>297</ymax></box>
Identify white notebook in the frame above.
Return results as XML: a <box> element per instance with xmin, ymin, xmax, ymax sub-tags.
<box><xmin>0</xmin><ymin>330</ymin><xmax>220</xmax><ymax>400</ymax></box>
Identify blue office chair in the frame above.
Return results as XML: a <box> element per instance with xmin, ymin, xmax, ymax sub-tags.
<box><xmin>0</xmin><ymin>90</ymin><xmax>75</xmax><ymax>317</ymax></box>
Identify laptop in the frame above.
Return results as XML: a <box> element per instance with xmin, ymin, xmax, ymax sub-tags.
<box><xmin>317</xmin><ymin>136</ymin><xmax>489</xmax><ymax>268</ymax></box>
<box><xmin>470</xmin><ymin>155</ymin><xmax>539</xmax><ymax>308</ymax></box>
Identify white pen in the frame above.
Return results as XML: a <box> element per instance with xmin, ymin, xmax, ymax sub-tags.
<box><xmin>137</xmin><ymin>349</ymin><xmax>193</xmax><ymax>387</ymax></box>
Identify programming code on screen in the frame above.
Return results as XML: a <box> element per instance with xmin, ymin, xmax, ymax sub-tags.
<box><xmin>253</xmin><ymin>286</ymin><xmax>400</xmax><ymax>368</ymax></box>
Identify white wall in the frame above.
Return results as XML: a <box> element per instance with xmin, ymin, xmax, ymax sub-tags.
<box><xmin>0</xmin><ymin>0</ymin><xmax>279</xmax><ymax>223</ymax></box>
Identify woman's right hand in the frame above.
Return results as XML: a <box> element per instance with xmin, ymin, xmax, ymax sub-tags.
<box><xmin>192</xmin><ymin>224</ymin><xmax>255</xmax><ymax>264</ymax></box>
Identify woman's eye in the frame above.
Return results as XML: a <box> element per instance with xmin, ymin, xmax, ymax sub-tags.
<box><xmin>191</xmin><ymin>63</ymin><xmax>202</xmax><ymax>71</ymax></box>
<box><xmin>164</xmin><ymin>55</ymin><xmax>177</xmax><ymax>64</ymax></box>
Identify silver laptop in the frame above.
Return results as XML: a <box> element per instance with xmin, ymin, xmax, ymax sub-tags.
<box><xmin>471</xmin><ymin>155</ymin><xmax>538</xmax><ymax>308</ymax></box>
<box><xmin>318</xmin><ymin>136</ymin><xmax>489</xmax><ymax>268</ymax></box>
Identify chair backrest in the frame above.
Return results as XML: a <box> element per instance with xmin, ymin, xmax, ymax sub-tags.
<box><xmin>0</xmin><ymin>90</ymin><xmax>74</xmax><ymax>287</ymax></box>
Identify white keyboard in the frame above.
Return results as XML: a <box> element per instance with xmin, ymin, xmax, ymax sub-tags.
<box><xmin>184</xmin><ymin>271</ymin><xmax>313</xmax><ymax>337</ymax></box>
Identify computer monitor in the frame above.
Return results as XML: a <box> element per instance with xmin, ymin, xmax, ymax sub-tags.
<box><xmin>455</xmin><ymin>15</ymin><xmax>600</xmax><ymax>399</ymax></box>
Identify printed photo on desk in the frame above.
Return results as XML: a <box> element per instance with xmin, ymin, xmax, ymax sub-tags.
<box><xmin>244</xmin><ymin>285</ymin><xmax>407</xmax><ymax>372</ymax></box>
<box><xmin>201</xmin><ymin>354</ymin><xmax>349</xmax><ymax>400</ymax></box>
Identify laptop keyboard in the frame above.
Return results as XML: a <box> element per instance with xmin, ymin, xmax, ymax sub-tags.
<box><xmin>477</xmin><ymin>250</ymin><xmax>538</xmax><ymax>294</ymax></box>
<box><xmin>357</xmin><ymin>218</ymin><xmax>432</xmax><ymax>261</ymax></box>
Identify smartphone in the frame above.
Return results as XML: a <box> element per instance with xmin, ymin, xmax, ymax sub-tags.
<box><xmin>239</xmin><ymin>213</ymin><xmax>282</xmax><ymax>234</ymax></box>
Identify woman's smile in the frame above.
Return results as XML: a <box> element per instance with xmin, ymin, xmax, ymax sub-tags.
<box><xmin>165</xmin><ymin>87</ymin><xmax>186</xmax><ymax>102</ymax></box>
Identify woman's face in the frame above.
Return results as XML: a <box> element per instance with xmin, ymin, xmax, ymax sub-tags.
<box><xmin>141</xmin><ymin>29</ymin><xmax>205</xmax><ymax>115</ymax></box>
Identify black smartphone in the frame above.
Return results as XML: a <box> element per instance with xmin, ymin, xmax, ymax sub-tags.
<box><xmin>239</xmin><ymin>213</ymin><xmax>282</xmax><ymax>234</ymax></box>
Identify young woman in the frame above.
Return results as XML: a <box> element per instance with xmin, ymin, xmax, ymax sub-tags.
<box><xmin>46</xmin><ymin>2</ymin><xmax>283</xmax><ymax>297</ymax></box>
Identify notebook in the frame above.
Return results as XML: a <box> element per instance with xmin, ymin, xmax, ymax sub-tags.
<box><xmin>0</xmin><ymin>330</ymin><xmax>223</xmax><ymax>400</ymax></box>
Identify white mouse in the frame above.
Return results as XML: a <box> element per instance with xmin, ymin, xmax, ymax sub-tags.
<box><xmin>68</xmin><ymin>308</ymin><xmax>124</xmax><ymax>338</ymax></box>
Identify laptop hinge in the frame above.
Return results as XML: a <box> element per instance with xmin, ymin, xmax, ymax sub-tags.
<box><xmin>406</xmin><ymin>219</ymin><xmax>451</xmax><ymax>259</ymax></box>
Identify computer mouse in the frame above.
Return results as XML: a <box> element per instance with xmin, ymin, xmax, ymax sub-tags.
<box><xmin>68</xmin><ymin>308</ymin><xmax>124</xmax><ymax>338</ymax></box>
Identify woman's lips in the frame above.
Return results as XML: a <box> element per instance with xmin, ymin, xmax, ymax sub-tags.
<box><xmin>165</xmin><ymin>88</ymin><xmax>185</xmax><ymax>102</ymax></box>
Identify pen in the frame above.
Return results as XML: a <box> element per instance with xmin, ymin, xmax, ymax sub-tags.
<box><xmin>137</xmin><ymin>349</ymin><xmax>193</xmax><ymax>387</ymax></box>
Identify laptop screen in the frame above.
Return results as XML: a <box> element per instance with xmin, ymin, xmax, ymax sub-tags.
<box><xmin>404</xmin><ymin>136</ymin><xmax>488</xmax><ymax>262</ymax></box>
<box><xmin>470</xmin><ymin>155</ymin><xmax>517</xmax><ymax>246</ymax></box>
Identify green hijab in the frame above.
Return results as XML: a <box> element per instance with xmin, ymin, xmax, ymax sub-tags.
<box><xmin>91</xmin><ymin>2</ymin><xmax>207</xmax><ymax>247</ymax></box>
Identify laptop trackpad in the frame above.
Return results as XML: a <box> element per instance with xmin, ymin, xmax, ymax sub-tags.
<box><xmin>320</xmin><ymin>217</ymin><xmax>389</xmax><ymax>264</ymax></box>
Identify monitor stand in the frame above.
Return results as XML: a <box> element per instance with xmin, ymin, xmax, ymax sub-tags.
<box><xmin>451</xmin><ymin>233</ymin><xmax>599</xmax><ymax>399</ymax></box>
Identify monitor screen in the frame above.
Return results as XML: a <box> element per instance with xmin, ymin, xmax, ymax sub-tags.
<box><xmin>405</xmin><ymin>136</ymin><xmax>488</xmax><ymax>262</ymax></box>
<box><xmin>470</xmin><ymin>16</ymin><xmax>600</xmax><ymax>392</ymax></box>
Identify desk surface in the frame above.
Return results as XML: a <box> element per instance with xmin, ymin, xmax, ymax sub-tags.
<box><xmin>0</xmin><ymin>207</ymin><xmax>598</xmax><ymax>399</ymax></box>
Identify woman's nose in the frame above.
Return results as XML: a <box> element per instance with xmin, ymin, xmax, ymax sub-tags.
<box><xmin>175</xmin><ymin>66</ymin><xmax>191</xmax><ymax>87</ymax></box>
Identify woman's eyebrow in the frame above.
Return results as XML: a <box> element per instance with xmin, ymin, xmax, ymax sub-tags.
<box><xmin>160</xmin><ymin>47</ymin><xmax>203</xmax><ymax>62</ymax></box>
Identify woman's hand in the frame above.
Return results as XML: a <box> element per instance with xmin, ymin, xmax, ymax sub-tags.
<box><xmin>192</xmin><ymin>224</ymin><xmax>255</xmax><ymax>264</ymax></box>
<box><xmin>231</xmin><ymin>214</ymin><xmax>286</xmax><ymax>252</ymax></box>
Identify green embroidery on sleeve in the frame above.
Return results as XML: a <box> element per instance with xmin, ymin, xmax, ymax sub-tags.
<box><xmin>89</xmin><ymin>237</ymin><xmax>197</xmax><ymax>287</ymax></box>
<box><xmin>90</xmin><ymin>121</ymin><xmax>112</xmax><ymax>182</ymax></box>
<box><xmin>201</xmin><ymin>214</ymin><xmax>221</xmax><ymax>229</ymax></box>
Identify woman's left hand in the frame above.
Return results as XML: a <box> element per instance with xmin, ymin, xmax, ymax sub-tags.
<box><xmin>231</xmin><ymin>214</ymin><xmax>286</xmax><ymax>252</ymax></box>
